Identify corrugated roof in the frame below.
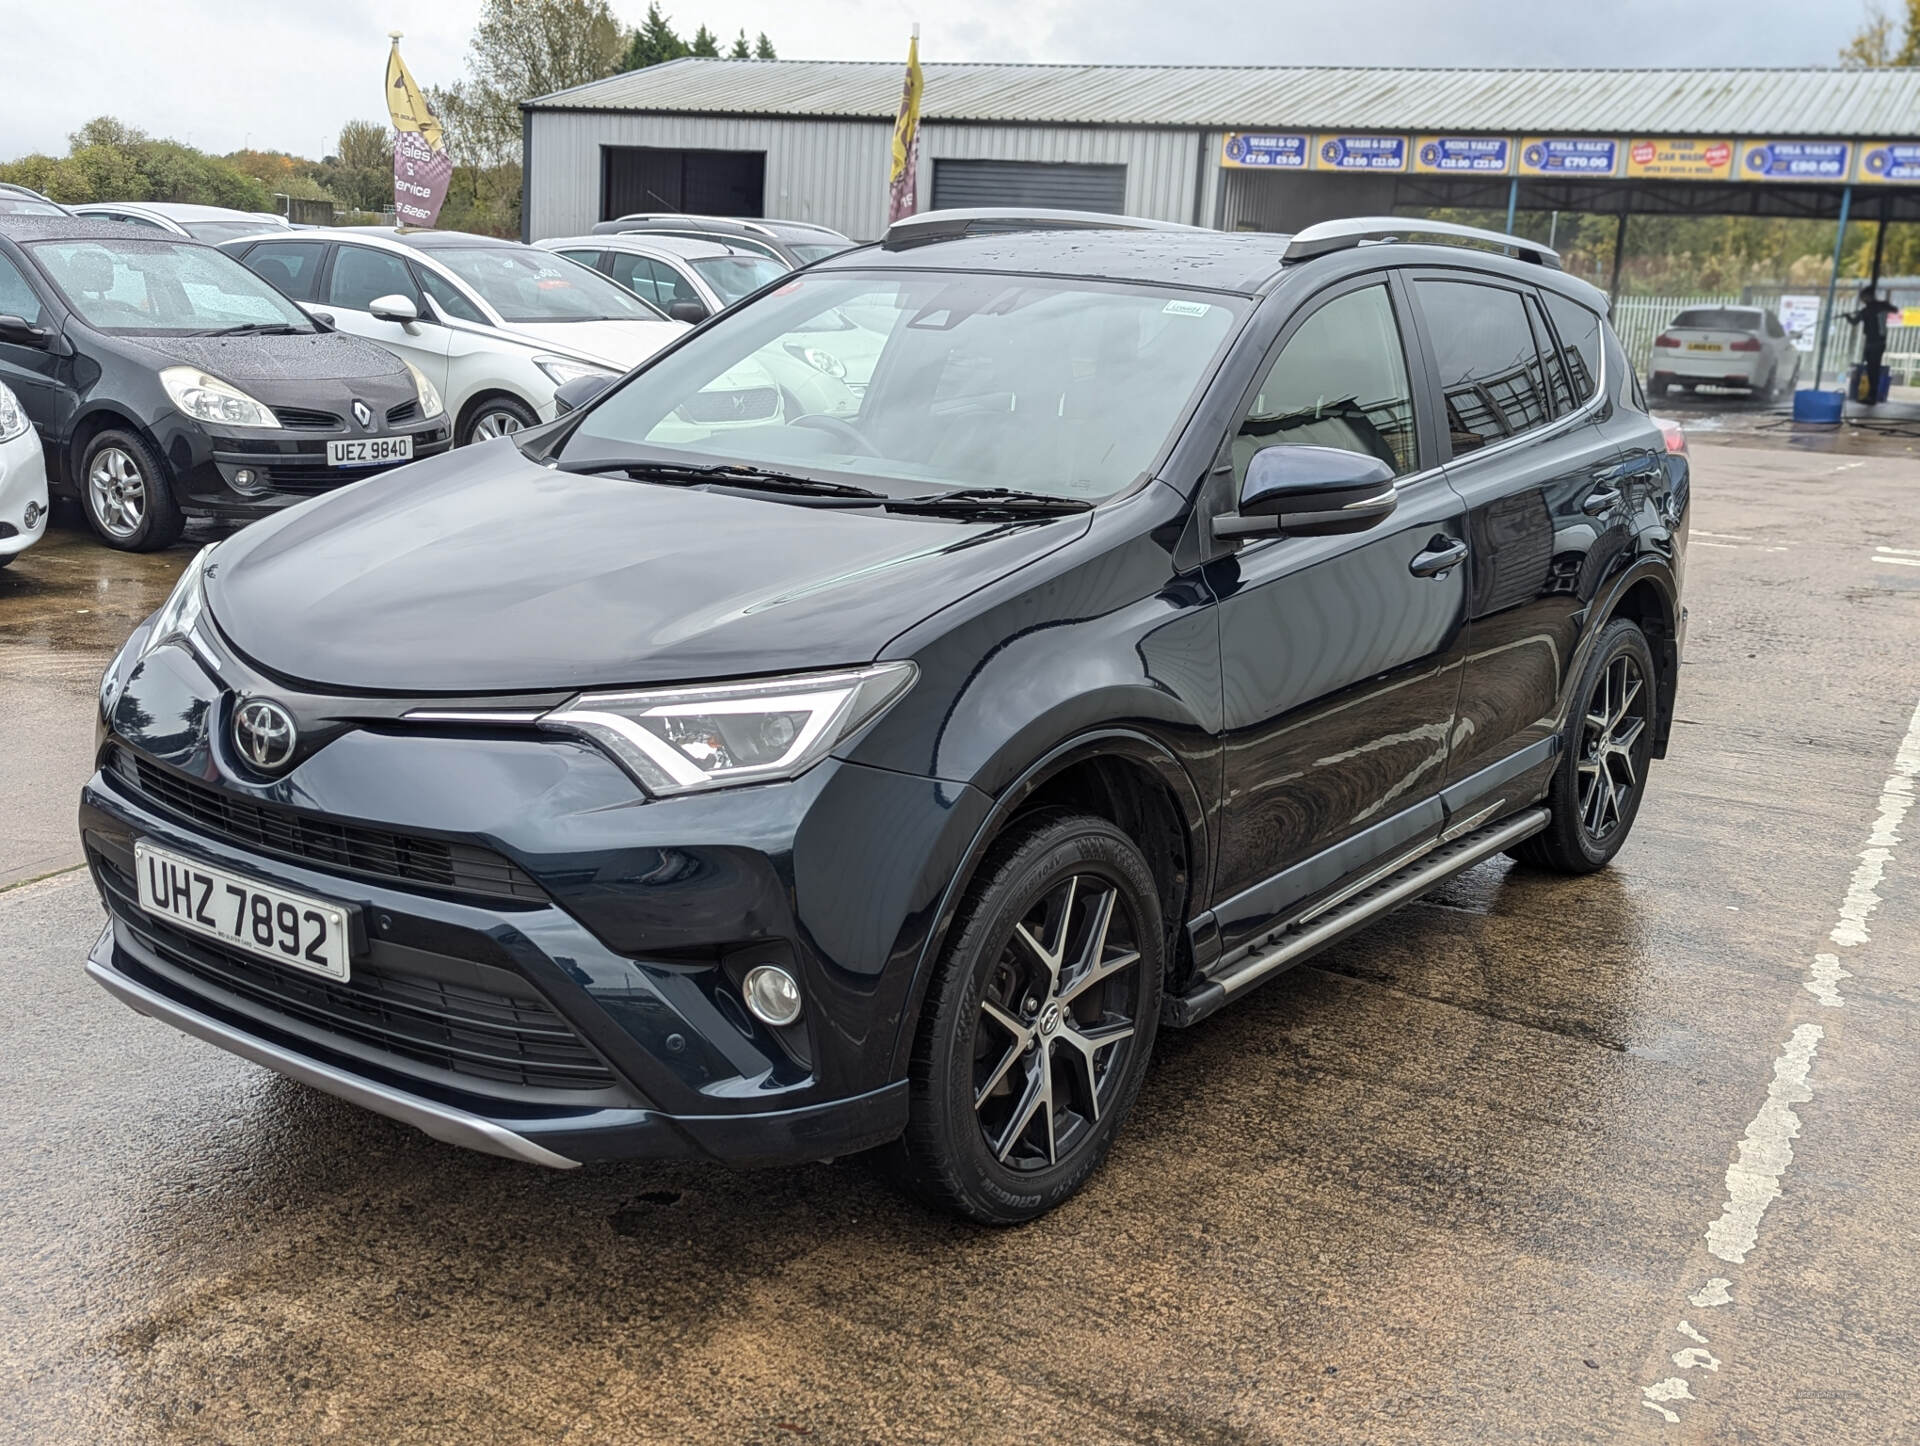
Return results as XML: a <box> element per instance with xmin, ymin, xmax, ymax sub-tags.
<box><xmin>527</xmin><ymin>59</ymin><xmax>1920</xmax><ymax>138</ymax></box>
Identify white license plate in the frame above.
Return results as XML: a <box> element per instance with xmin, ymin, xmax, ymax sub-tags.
<box><xmin>327</xmin><ymin>436</ymin><xmax>412</xmax><ymax>468</ymax></box>
<box><xmin>1685</xmin><ymin>342</ymin><xmax>1723</xmax><ymax>352</ymax></box>
<box><xmin>134</xmin><ymin>840</ymin><xmax>352</xmax><ymax>981</ymax></box>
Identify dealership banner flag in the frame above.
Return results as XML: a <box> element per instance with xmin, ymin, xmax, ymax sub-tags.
<box><xmin>887</xmin><ymin>27</ymin><xmax>924</xmax><ymax>224</ymax></box>
<box><xmin>386</xmin><ymin>33</ymin><xmax>452</xmax><ymax>228</ymax></box>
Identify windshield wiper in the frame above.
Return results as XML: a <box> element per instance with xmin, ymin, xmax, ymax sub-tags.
<box><xmin>885</xmin><ymin>487</ymin><xmax>1094</xmax><ymax>518</ymax></box>
<box><xmin>557</xmin><ymin>457</ymin><xmax>885</xmax><ymax>500</ymax></box>
<box><xmin>197</xmin><ymin>322</ymin><xmax>307</xmax><ymax>337</ymax></box>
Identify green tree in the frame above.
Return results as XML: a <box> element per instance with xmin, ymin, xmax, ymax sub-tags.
<box><xmin>432</xmin><ymin>0</ymin><xmax>626</xmax><ymax>166</ymax></box>
<box><xmin>728</xmin><ymin>29</ymin><xmax>751</xmax><ymax>58</ymax></box>
<box><xmin>753</xmin><ymin>32</ymin><xmax>776</xmax><ymax>59</ymax></box>
<box><xmin>1841</xmin><ymin>1</ymin><xmax>1920</xmax><ymax>64</ymax></box>
<box><xmin>623</xmin><ymin>3</ymin><xmax>688</xmax><ymax>69</ymax></box>
<box><xmin>317</xmin><ymin>120</ymin><xmax>393</xmax><ymax>212</ymax></box>
<box><xmin>688</xmin><ymin>24</ymin><xmax>720</xmax><ymax>57</ymax></box>
<box><xmin>0</xmin><ymin>116</ymin><xmax>270</xmax><ymax>210</ymax></box>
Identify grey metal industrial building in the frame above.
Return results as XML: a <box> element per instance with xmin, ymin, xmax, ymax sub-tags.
<box><xmin>521</xmin><ymin>60</ymin><xmax>1920</xmax><ymax>243</ymax></box>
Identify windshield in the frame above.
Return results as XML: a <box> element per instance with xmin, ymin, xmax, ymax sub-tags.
<box><xmin>1672</xmin><ymin>308</ymin><xmax>1762</xmax><ymax>332</ymax></box>
<box><xmin>183</xmin><ymin>220</ymin><xmax>285</xmax><ymax>245</ymax></box>
<box><xmin>27</xmin><ymin>237</ymin><xmax>313</xmax><ymax>334</ymax></box>
<box><xmin>561</xmin><ymin>270</ymin><xmax>1244</xmax><ymax>502</ymax></box>
<box><xmin>689</xmin><ymin>253</ymin><xmax>788</xmax><ymax>304</ymax></box>
<box><xmin>0</xmin><ymin>196</ymin><xmax>64</xmax><ymax>217</ymax></box>
<box><xmin>788</xmin><ymin>242</ymin><xmax>849</xmax><ymax>263</ymax></box>
<box><xmin>433</xmin><ymin>246</ymin><xmax>663</xmax><ymax>323</ymax></box>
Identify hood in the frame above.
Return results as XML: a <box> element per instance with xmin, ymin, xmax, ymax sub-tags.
<box><xmin>205</xmin><ymin>443</ymin><xmax>1089</xmax><ymax>694</ymax></box>
<box><xmin>121</xmin><ymin>329</ymin><xmax>408</xmax><ymax>386</ymax></box>
<box><xmin>502</xmin><ymin>318</ymin><xmax>687</xmax><ymax>370</ymax></box>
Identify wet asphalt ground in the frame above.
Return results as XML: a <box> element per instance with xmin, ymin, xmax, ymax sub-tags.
<box><xmin>3</xmin><ymin>415</ymin><xmax>1920</xmax><ymax>1443</ymax></box>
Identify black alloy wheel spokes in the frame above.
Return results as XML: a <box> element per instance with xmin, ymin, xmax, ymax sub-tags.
<box><xmin>1578</xmin><ymin>653</ymin><xmax>1648</xmax><ymax>841</ymax></box>
<box><xmin>972</xmin><ymin>873</ymin><xmax>1142</xmax><ymax>1173</ymax></box>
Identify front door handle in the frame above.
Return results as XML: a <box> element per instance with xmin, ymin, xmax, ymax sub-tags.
<box><xmin>1409</xmin><ymin>536</ymin><xmax>1469</xmax><ymax>578</ymax></box>
<box><xmin>1582</xmin><ymin>486</ymin><xmax>1623</xmax><ymax>516</ymax></box>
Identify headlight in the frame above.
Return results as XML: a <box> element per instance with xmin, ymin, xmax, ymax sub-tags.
<box><xmin>535</xmin><ymin>354</ymin><xmax>618</xmax><ymax>387</ymax></box>
<box><xmin>0</xmin><ymin>381</ymin><xmax>28</xmax><ymax>443</ymax></box>
<box><xmin>784</xmin><ymin>344</ymin><xmax>847</xmax><ymax>379</ymax></box>
<box><xmin>138</xmin><ymin>543</ymin><xmax>214</xmax><ymax>661</ymax></box>
<box><xmin>159</xmin><ymin>367</ymin><xmax>280</xmax><ymax>428</ymax></box>
<box><xmin>405</xmin><ymin>361</ymin><xmax>444</xmax><ymax>419</ymax></box>
<box><xmin>542</xmin><ymin>662</ymin><xmax>916</xmax><ymax>796</ymax></box>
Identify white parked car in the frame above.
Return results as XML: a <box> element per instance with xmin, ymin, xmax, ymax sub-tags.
<box><xmin>1649</xmin><ymin>305</ymin><xmax>1800</xmax><ymax>400</ymax></box>
<box><xmin>0</xmin><ymin>380</ymin><xmax>48</xmax><ymax>568</ymax></box>
<box><xmin>70</xmin><ymin>201</ymin><xmax>292</xmax><ymax>246</ymax></box>
<box><xmin>223</xmin><ymin>228</ymin><xmax>686</xmax><ymax>444</ymax></box>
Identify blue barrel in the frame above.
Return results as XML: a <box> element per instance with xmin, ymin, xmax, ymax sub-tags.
<box><xmin>1793</xmin><ymin>388</ymin><xmax>1845</xmax><ymax>424</ymax></box>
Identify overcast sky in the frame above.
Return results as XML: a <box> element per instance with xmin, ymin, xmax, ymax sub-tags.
<box><xmin>0</xmin><ymin>0</ymin><xmax>1876</xmax><ymax>161</ymax></box>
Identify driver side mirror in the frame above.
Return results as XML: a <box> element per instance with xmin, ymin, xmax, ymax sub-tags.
<box><xmin>1215</xmin><ymin>445</ymin><xmax>1398</xmax><ymax>540</ymax></box>
<box><xmin>368</xmin><ymin>293</ymin><xmax>421</xmax><ymax>327</ymax></box>
<box><xmin>0</xmin><ymin>313</ymin><xmax>54</xmax><ymax>348</ymax></box>
<box><xmin>552</xmin><ymin>372</ymin><xmax>616</xmax><ymax>415</ymax></box>
<box><xmin>667</xmin><ymin>298</ymin><xmax>708</xmax><ymax>324</ymax></box>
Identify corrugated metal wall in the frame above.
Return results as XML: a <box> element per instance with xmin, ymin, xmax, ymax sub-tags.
<box><xmin>527</xmin><ymin>112</ymin><xmax>1220</xmax><ymax>241</ymax></box>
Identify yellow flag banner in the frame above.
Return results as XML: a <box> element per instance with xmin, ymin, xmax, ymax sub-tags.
<box><xmin>385</xmin><ymin>35</ymin><xmax>451</xmax><ymax>228</ymax></box>
<box><xmin>887</xmin><ymin>29</ymin><xmax>924</xmax><ymax>224</ymax></box>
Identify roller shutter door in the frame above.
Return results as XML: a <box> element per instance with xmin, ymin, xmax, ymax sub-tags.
<box><xmin>930</xmin><ymin>159</ymin><xmax>1127</xmax><ymax>214</ymax></box>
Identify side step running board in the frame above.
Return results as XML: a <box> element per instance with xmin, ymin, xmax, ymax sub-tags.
<box><xmin>1165</xmin><ymin>808</ymin><xmax>1548</xmax><ymax>1028</ymax></box>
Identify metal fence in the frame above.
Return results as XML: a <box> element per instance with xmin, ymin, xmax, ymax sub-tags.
<box><xmin>1604</xmin><ymin>288</ymin><xmax>1916</xmax><ymax>388</ymax></box>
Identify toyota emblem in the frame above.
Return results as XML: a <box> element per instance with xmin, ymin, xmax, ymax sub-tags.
<box><xmin>352</xmin><ymin>399</ymin><xmax>374</xmax><ymax>430</ymax></box>
<box><xmin>233</xmin><ymin>698</ymin><xmax>297</xmax><ymax>772</ymax></box>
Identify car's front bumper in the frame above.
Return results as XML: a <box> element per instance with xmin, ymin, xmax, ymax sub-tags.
<box><xmin>0</xmin><ymin>425</ymin><xmax>48</xmax><ymax>558</ymax></box>
<box><xmin>80</xmin><ymin>641</ymin><xmax>988</xmax><ymax>1166</ymax></box>
<box><xmin>153</xmin><ymin>414</ymin><xmax>455</xmax><ymax>518</ymax></box>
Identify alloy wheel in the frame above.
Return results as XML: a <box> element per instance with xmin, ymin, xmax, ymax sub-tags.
<box><xmin>973</xmin><ymin>873</ymin><xmax>1143</xmax><ymax>1172</ymax></box>
<box><xmin>88</xmin><ymin>446</ymin><xmax>146</xmax><ymax>539</ymax></box>
<box><xmin>470</xmin><ymin>410</ymin><xmax>525</xmax><ymax>441</ymax></box>
<box><xmin>1577</xmin><ymin>653</ymin><xmax>1647</xmax><ymax>841</ymax></box>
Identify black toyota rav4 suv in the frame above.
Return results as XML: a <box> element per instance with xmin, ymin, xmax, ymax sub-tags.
<box><xmin>81</xmin><ymin>213</ymin><xmax>1688</xmax><ymax>1223</ymax></box>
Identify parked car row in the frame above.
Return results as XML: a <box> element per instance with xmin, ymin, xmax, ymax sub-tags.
<box><xmin>0</xmin><ymin>206</ymin><xmax>860</xmax><ymax>557</ymax></box>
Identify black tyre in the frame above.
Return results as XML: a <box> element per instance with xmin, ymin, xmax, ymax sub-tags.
<box><xmin>889</xmin><ymin>811</ymin><xmax>1163</xmax><ymax>1224</ymax></box>
<box><xmin>458</xmin><ymin>394</ymin><xmax>539</xmax><ymax>446</ymax></box>
<box><xmin>1512</xmin><ymin>618</ymin><xmax>1657</xmax><ymax>874</ymax></box>
<box><xmin>79</xmin><ymin>429</ymin><xmax>183</xmax><ymax>552</ymax></box>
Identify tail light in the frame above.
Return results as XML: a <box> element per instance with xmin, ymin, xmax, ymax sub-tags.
<box><xmin>1654</xmin><ymin>415</ymin><xmax>1687</xmax><ymax>455</ymax></box>
<box><xmin>1729</xmin><ymin>338</ymin><xmax>1762</xmax><ymax>352</ymax></box>
<box><xmin>1654</xmin><ymin>333</ymin><xmax>1681</xmax><ymax>348</ymax></box>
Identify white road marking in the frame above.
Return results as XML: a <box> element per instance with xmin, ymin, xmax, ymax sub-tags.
<box><xmin>1689</xmin><ymin>1279</ymin><xmax>1731</xmax><ymax>1308</ymax></box>
<box><xmin>1876</xmin><ymin>546</ymin><xmax>1920</xmax><ymax>557</ymax></box>
<box><xmin>1641</xmin><ymin>693</ymin><xmax>1920</xmax><ymax>1423</ymax></box>
<box><xmin>1694</xmin><ymin>531</ymin><xmax>1754</xmax><ymax>541</ymax></box>
<box><xmin>1643</xmin><ymin>1379</ymin><xmax>1696</xmax><ymax>1422</ymax></box>
<box><xmin>1873</xmin><ymin>555</ymin><xmax>1920</xmax><ymax>568</ymax></box>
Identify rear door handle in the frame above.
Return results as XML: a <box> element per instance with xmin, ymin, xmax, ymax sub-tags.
<box><xmin>1582</xmin><ymin>486</ymin><xmax>1623</xmax><ymax>516</ymax></box>
<box><xmin>1409</xmin><ymin>536</ymin><xmax>1469</xmax><ymax>578</ymax></box>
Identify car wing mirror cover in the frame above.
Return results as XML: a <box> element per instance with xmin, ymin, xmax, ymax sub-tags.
<box><xmin>368</xmin><ymin>293</ymin><xmax>420</xmax><ymax>325</ymax></box>
<box><xmin>0</xmin><ymin>313</ymin><xmax>53</xmax><ymax>348</ymax></box>
<box><xmin>552</xmin><ymin>372</ymin><xmax>616</xmax><ymax>415</ymax></box>
<box><xmin>1217</xmin><ymin>445</ymin><xmax>1398</xmax><ymax>539</ymax></box>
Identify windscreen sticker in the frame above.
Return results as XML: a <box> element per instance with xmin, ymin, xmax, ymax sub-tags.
<box><xmin>1163</xmin><ymin>300</ymin><xmax>1211</xmax><ymax>317</ymax></box>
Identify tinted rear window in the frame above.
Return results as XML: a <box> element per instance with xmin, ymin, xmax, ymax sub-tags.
<box><xmin>1415</xmin><ymin>279</ymin><xmax>1554</xmax><ymax>455</ymax></box>
<box><xmin>1672</xmin><ymin>308</ymin><xmax>1763</xmax><ymax>332</ymax></box>
<box><xmin>1541</xmin><ymin>291</ymin><xmax>1603</xmax><ymax>405</ymax></box>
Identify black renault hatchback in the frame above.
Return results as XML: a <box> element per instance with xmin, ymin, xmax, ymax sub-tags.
<box><xmin>81</xmin><ymin>214</ymin><xmax>1688</xmax><ymax>1222</ymax></box>
<box><xmin>0</xmin><ymin>217</ymin><xmax>451</xmax><ymax>550</ymax></box>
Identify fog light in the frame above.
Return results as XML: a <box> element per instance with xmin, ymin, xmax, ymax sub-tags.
<box><xmin>232</xmin><ymin>467</ymin><xmax>257</xmax><ymax>488</ymax></box>
<box><xmin>742</xmin><ymin>965</ymin><xmax>802</xmax><ymax>1026</ymax></box>
<box><xmin>22</xmin><ymin>501</ymin><xmax>42</xmax><ymax>529</ymax></box>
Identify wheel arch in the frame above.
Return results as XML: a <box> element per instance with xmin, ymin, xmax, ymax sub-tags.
<box><xmin>1596</xmin><ymin>562</ymin><xmax>1680</xmax><ymax>759</ymax></box>
<box><xmin>61</xmin><ymin>406</ymin><xmax>166</xmax><ymax>493</ymax></box>
<box><xmin>883</xmin><ymin>729</ymin><xmax>1210</xmax><ymax>1079</ymax></box>
<box><xmin>454</xmin><ymin>387</ymin><xmax>541</xmax><ymax>444</ymax></box>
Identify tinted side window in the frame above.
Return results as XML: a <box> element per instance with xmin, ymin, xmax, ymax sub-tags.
<box><xmin>327</xmin><ymin>245</ymin><xmax>421</xmax><ymax>311</ymax></box>
<box><xmin>1417</xmin><ymin>280</ymin><xmax>1553</xmax><ymax>455</ymax></box>
<box><xmin>1234</xmin><ymin>283</ymin><xmax>1418</xmax><ymax>481</ymax></box>
<box><xmin>607</xmin><ymin>252</ymin><xmax>659</xmax><ymax>307</ymax></box>
<box><xmin>417</xmin><ymin>268</ymin><xmax>486</xmax><ymax>323</ymax></box>
<box><xmin>644</xmin><ymin>258</ymin><xmax>697</xmax><ymax>308</ymax></box>
<box><xmin>240</xmin><ymin>241</ymin><xmax>325</xmax><ymax>302</ymax></box>
<box><xmin>1526</xmin><ymin>293</ymin><xmax>1576</xmax><ymax>417</ymax></box>
<box><xmin>0</xmin><ymin>253</ymin><xmax>43</xmax><ymax>324</ymax></box>
<box><xmin>1541</xmin><ymin>291</ymin><xmax>1603</xmax><ymax>405</ymax></box>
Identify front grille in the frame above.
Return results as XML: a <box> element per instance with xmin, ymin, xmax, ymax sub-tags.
<box><xmin>108</xmin><ymin>748</ymin><xmax>546</xmax><ymax>904</ymax></box>
<box><xmin>96</xmin><ymin>856</ymin><xmax>615</xmax><ymax>1093</ymax></box>
<box><xmin>258</xmin><ymin>468</ymin><xmax>361</xmax><ymax>496</ymax></box>
<box><xmin>0</xmin><ymin>522</ymin><xmax>15</xmax><ymax>539</ymax></box>
<box><xmin>676</xmin><ymin>387</ymin><xmax>779</xmax><ymax>424</ymax></box>
<box><xmin>386</xmin><ymin>399</ymin><xmax>420</xmax><ymax>426</ymax></box>
<box><xmin>273</xmin><ymin>405</ymin><xmax>342</xmax><ymax>430</ymax></box>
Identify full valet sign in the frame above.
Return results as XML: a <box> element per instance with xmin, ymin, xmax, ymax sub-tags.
<box><xmin>386</xmin><ymin>33</ymin><xmax>452</xmax><ymax>227</ymax></box>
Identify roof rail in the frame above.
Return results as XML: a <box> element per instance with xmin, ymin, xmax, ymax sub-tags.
<box><xmin>1283</xmin><ymin>217</ymin><xmax>1562</xmax><ymax>270</ymax></box>
<box><xmin>883</xmin><ymin>207</ymin><xmax>1203</xmax><ymax>251</ymax></box>
<box><xmin>612</xmin><ymin>213</ymin><xmax>780</xmax><ymax>238</ymax></box>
